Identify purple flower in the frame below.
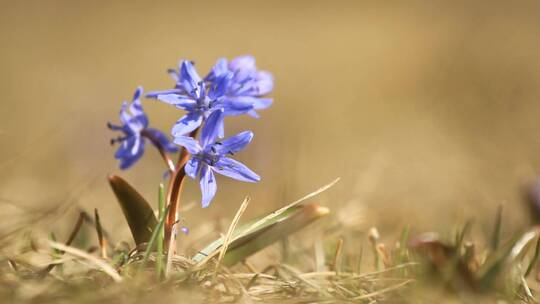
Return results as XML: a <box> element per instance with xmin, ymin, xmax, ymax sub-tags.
<box><xmin>206</xmin><ymin>55</ymin><xmax>274</xmax><ymax>118</ymax></box>
<box><xmin>146</xmin><ymin>61</ymin><xmax>254</xmax><ymax>137</ymax></box>
<box><xmin>173</xmin><ymin>110</ymin><xmax>260</xmax><ymax>207</ymax></box>
<box><xmin>108</xmin><ymin>87</ymin><xmax>177</xmax><ymax>170</ymax></box>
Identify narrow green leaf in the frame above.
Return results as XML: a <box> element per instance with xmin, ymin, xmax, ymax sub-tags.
<box><xmin>139</xmin><ymin>204</ymin><xmax>170</xmax><ymax>272</ymax></box>
<box><xmin>193</xmin><ymin>203</ymin><xmax>330</xmax><ymax>266</ymax></box>
<box><xmin>108</xmin><ymin>175</ymin><xmax>158</xmax><ymax>245</ymax></box>
<box><xmin>491</xmin><ymin>205</ymin><xmax>503</xmax><ymax>250</ymax></box>
<box><xmin>456</xmin><ymin>220</ymin><xmax>473</xmax><ymax>249</ymax></box>
<box><xmin>156</xmin><ymin>183</ymin><xmax>165</xmax><ymax>279</ymax></box>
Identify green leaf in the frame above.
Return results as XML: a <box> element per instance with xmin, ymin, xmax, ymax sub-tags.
<box><xmin>193</xmin><ymin>203</ymin><xmax>329</xmax><ymax>266</ymax></box>
<box><xmin>108</xmin><ymin>175</ymin><xmax>158</xmax><ymax>245</ymax></box>
<box><xmin>156</xmin><ymin>183</ymin><xmax>165</xmax><ymax>279</ymax></box>
<box><xmin>491</xmin><ymin>205</ymin><xmax>503</xmax><ymax>250</ymax></box>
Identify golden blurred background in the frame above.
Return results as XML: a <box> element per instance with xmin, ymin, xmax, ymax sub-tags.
<box><xmin>2</xmin><ymin>0</ymin><xmax>540</xmax><ymax>244</ymax></box>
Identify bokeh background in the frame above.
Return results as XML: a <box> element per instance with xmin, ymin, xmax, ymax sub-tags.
<box><xmin>2</xmin><ymin>0</ymin><xmax>540</xmax><ymax>247</ymax></box>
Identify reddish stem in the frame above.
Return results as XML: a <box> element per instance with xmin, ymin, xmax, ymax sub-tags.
<box><xmin>164</xmin><ymin>128</ymin><xmax>200</xmax><ymax>251</ymax></box>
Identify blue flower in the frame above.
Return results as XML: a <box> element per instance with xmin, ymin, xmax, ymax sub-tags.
<box><xmin>146</xmin><ymin>60</ymin><xmax>254</xmax><ymax>137</ymax></box>
<box><xmin>173</xmin><ymin>110</ymin><xmax>260</xmax><ymax>207</ymax></box>
<box><xmin>206</xmin><ymin>55</ymin><xmax>274</xmax><ymax>118</ymax></box>
<box><xmin>108</xmin><ymin>87</ymin><xmax>177</xmax><ymax>170</ymax></box>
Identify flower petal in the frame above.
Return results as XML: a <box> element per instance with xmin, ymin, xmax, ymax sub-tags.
<box><xmin>208</xmin><ymin>73</ymin><xmax>232</xmax><ymax>100</ymax></box>
<box><xmin>255</xmin><ymin>71</ymin><xmax>273</xmax><ymax>95</ymax></box>
<box><xmin>200</xmin><ymin>165</ymin><xmax>217</xmax><ymax>208</ymax></box>
<box><xmin>132</xmin><ymin>86</ymin><xmax>143</xmax><ymax>103</ymax></box>
<box><xmin>205</xmin><ymin>58</ymin><xmax>229</xmax><ymax>81</ymax></box>
<box><xmin>217</xmin><ymin>119</ymin><xmax>225</xmax><ymax>138</ymax></box>
<box><xmin>119</xmin><ymin>101</ymin><xmax>131</xmax><ymax>125</ymax></box>
<box><xmin>216</xmin><ymin>131</ymin><xmax>253</xmax><ymax>155</ymax></box>
<box><xmin>185</xmin><ymin>157</ymin><xmax>201</xmax><ymax>179</ymax></box>
<box><xmin>221</xmin><ymin>97</ymin><xmax>254</xmax><ymax>116</ymax></box>
<box><xmin>229</xmin><ymin>55</ymin><xmax>256</xmax><ymax>73</ymax></box>
<box><xmin>129</xmin><ymin>87</ymin><xmax>149</xmax><ymax>128</ymax></box>
<box><xmin>146</xmin><ymin>88</ymin><xmax>182</xmax><ymax>99</ymax></box>
<box><xmin>252</xmin><ymin>98</ymin><xmax>273</xmax><ymax>110</ymax></box>
<box><xmin>173</xmin><ymin>135</ymin><xmax>202</xmax><ymax>154</ymax></box>
<box><xmin>201</xmin><ymin>109</ymin><xmax>224</xmax><ymax>147</ymax></box>
<box><xmin>247</xmin><ymin>110</ymin><xmax>260</xmax><ymax>119</ymax></box>
<box><xmin>180</xmin><ymin>60</ymin><xmax>202</xmax><ymax>95</ymax></box>
<box><xmin>213</xmin><ymin>157</ymin><xmax>260</xmax><ymax>183</ymax></box>
<box><xmin>115</xmin><ymin>136</ymin><xmax>145</xmax><ymax>170</ymax></box>
<box><xmin>171</xmin><ymin>112</ymin><xmax>203</xmax><ymax>136</ymax></box>
<box><xmin>156</xmin><ymin>94</ymin><xmax>196</xmax><ymax>111</ymax></box>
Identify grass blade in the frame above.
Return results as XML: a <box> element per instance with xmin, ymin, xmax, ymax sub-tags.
<box><xmin>40</xmin><ymin>211</ymin><xmax>88</xmax><ymax>275</ymax></box>
<box><xmin>215</xmin><ymin>196</ymin><xmax>251</xmax><ymax>275</ymax></box>
<box><xmin>156</xmin><ymin>183</ymin><xmax>165</xmax><ymax>279</ymax></box>
<box><xmin>94</xmin><ymin>208</ymin><xmax>107</xmax><ymax>259</ymax></box>
<box><xmin>491</xmin><ymin>205</ymin><xmax>503</xmax><ymax>250</ymax></box>
<box><xmin>48</xmin><ymin>241</ymin><xmax>122</xmax><ymax>282</ymax></box>
<box><xmin>139</xmin><ymin>204</ymin><xmax>171</xmax><ymax>272</ymax></box>
<box><xmin>193</xmin><ymin>178</ymin><xmax>338</xmax><ymax>264</ymax></box>
<box><xmin>195</xmin><ymin>203</ymin><xmax>330</xmax><ymax>267</ymax></box>
<box><xmin>525</xmin><ymin>234</ymin><xmax>540</xmax><ymax>277</ymax></box>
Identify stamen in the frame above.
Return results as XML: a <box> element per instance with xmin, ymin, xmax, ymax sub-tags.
<box><xmin>110</xmin><ymin>136</ymin><xmax>127</xmax><ymax>145</ymax></box>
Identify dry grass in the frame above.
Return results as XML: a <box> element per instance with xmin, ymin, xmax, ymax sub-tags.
<box><xmin>2</xmin><ymin>200</ymin><xmax>540</xmax><ymax>304</ymax></box>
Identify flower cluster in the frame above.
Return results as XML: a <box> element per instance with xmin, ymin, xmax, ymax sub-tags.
<box><xmin>109</xmin><ymin>56</ymin><xmax>273</xmax><ymax>207</ymax></box>
<box><xmin>108</xmin><ymin>87</ymin><xmax>177</xmax><ymax>170</ymax></box>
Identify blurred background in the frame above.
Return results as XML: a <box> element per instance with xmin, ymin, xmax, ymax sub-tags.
<box><xmin>2</xmin><ymin>0</ymin><xmax>540</xmax><ymax>248</ymax></box>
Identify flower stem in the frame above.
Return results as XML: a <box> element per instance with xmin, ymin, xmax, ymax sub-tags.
<box><xmin>141</xmin><ymin>130</ymin><xmax>176</xmax><ymax>172</ymax></box>
<box><xmin>164</xmin><ymin>127</ymin><xmax>200</xmax><ymax>251</ymax></box>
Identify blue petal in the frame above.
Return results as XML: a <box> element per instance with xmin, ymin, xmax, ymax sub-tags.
<box><xmin>119</xmin><ymin>101</ymin><xmax>131</xmax><ymax>125</ymax></box>
<box><xmin>146</xmin><ymin>89</ymin><xmax>182</xmax><ymax>99</ymax></box>
<box><xmin>129</xmin><ymin>87</ymin><xmax>149</xmax><ymax>127</ymax></box>
<box><xmin>132</xmin><ymin>86</ymin><xmax>143</xmax><ymax>102</ymax></box>
<box><xmin>221</xmin><ymin>97</ymin><xmax>254</xmax><ymax>116</ymax></box>
<box><xmin>227</xmin><ymin>96</ymin><xmax>271</xmax><ymax>110</ymax></box>
<box><xmin>184</xmin><ymin>157</ymin><xmax>200</xmax><ymax>179</ymax></box>
<box><xmin>173</xmin><ymin>135</ymin><xmax>202</xmax><ymax>154</ymax></box>
<box><xmin>229</xmin><ymin>55</ymin><xmax>256</xmax><ymax>73</ymax></box>
<box><xmin>201</xmin><ymin>109</ymin><xmax>224</xmax><ymax>147</ymax></box>
<box><xmin>115</xmin><ymin>136</ymin><xmax>145</xmax><ymax>170</ymax></box>
<box><xmin>200</xmin><ymin>165</ymin><xmax>217</xmax><ymax>208</ymax></box>
<box><xmin>145</xmin><ymin>128</ymin><xmax>178</xmax><ymax>153</ymax></box>
<box><xmin>180</xmin><ymin>60</ymin><xmax>202</xmax><ymax>96</ymax></box>
<box><xmin>216</xmin><ymin>131</ymin><xmax>253</xmax><ymax>155</ymax></box>
<box><xmin>171</xmin><ymin>112</ymin><xmax>203</xmax><ymax>136</ymax></box>
<box><xmin>156</xmin><ymin>94</ymin><xmax>196</xmax><ymax>111</ymax></box>
<box><xmin>119</xmin><ymin>89</ymin><xmax>149</xmax><ymax>133</ymax></box>
<box><xmin>213</xmin><ymin>157</ymin><xmax>260</xmax><ymax>183</ymax></box>
<box><xmin>208</xmin><ymin>73</ymin><xmax>232</xmax><ymax>100</ymax></box>
<box><xmin>255</xmin><ymin>71</ymin><xmax>273</xmax><ymax>95</ymax></box>
<box><xmin>253</xmin><ymin>98</ymin><xmax>272</xmax><ymax>110</ymax></box>
<box><xmin>217</xmin><ymin>119</ymin><xmax>225</xmax><ymax>138</ymax></box>
<box><xmin>205</xmin><ymin>58</ymin><xmax>229</xmax><ymax>81</ymax></box>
